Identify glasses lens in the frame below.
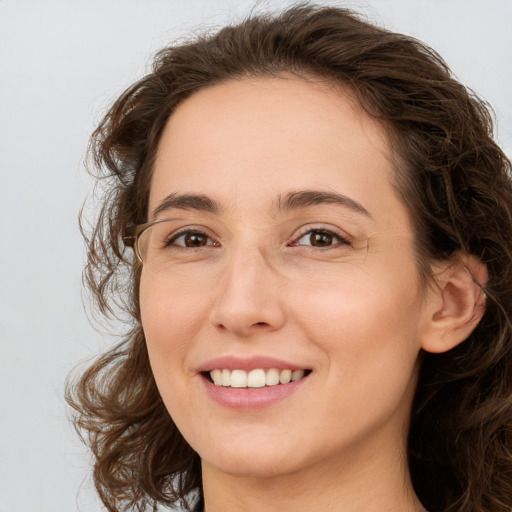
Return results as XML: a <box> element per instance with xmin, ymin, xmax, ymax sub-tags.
<box><xmin>137</xmin><ymin>221</ymin><xmax>175</xmax><ymax>267</ymax></box>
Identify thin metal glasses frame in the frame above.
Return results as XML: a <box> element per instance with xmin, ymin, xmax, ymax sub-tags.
<box><xmin>123</xmin><ymin>219</ymin><xmax>171</xmax><ymax>263</ymax></box>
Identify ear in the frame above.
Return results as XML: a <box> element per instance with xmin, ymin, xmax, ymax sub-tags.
<box><xmin>421</xmin><ymin>254</ymin><xmax>488</xmax><ymax>354</ymax></box>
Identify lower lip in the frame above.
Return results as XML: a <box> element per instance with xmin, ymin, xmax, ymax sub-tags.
<box><xmin>201</xmin><ymin>374</ymin><xmax>309</xmax><ymax>410</ymax></box>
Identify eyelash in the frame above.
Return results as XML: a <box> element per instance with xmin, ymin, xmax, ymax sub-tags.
<box><xmin>165</xmin><ymin>227</ymin><xmax>351</xmax><ymax>250</ymax></box>
<box><xmin>165</xmin><ymin>228</ymin><xmax>219</xmax><ymax>248</ymax></box>
<box><xmin>288</xmin><ymin>227</ymin><xmax>352</xmax><ymax>249</ymax></box>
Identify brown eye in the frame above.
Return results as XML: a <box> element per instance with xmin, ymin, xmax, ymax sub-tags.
<box><xmin>169</xmin><ymin>231</ymin><xmax>215</xmax><ymax>248</ymax></box>
<box><xmin>184</xmin><ymin>233</ymin><xmax>208</xmax><ymax>247</ymax></box>
<box><xmin>309</xmin><ymin>231</ymin><xmax>334</xmax><ymax>247</ymax></box>
<box><xmin>295</xmin><ymin>229</ymin><xmax>349</xmax><ymax>248</ymax></box>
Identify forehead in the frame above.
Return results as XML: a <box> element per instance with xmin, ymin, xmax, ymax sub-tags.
<box><xmin>150</xmin><ymin>76</ymin><xmax>407</xmax><ymax>233</ymax></box>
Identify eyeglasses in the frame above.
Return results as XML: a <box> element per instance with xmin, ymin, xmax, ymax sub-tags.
<box><xmin>124</xmin><ymin>219</ymin><xmax>175</xmax><ymax>264</ymax></box>
<box><xmin>124</xmin><ymin>218</ymin><xmax>224</xmax><ymax>269</ymax></box>
<box><xmin>124</xmin><ymin>217</ymin><xmax>375</xmax><ymax>277</ymax></box>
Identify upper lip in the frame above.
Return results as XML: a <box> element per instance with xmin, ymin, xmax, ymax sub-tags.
<box><xmin>197</xmin><ymin>355</ymin><xmax>309</xmax><ymax>373</ymax></box>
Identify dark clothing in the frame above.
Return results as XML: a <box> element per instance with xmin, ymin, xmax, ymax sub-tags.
<box><xmin>191</xmin><ymin>496</ymin><xmax>204</xmax><ymax>512</ymax></box>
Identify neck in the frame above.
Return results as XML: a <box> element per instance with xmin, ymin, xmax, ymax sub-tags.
<box><xmin>201</xmin><ymin>427</ymin><xmax>426</xmax><ymax>512</ymax></box>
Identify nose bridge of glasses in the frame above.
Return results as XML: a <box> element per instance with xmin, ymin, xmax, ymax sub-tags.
<box><xmin>233</xmin><ymin>223</ymin><xmax>288</xmax><ymax>275</ymax></box>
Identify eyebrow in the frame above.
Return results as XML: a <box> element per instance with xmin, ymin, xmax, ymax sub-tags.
<box><xmin>275</xmin><ymin>190</ymin><xmax>373</xmax><ymax>219</ymax></box>
<box><xmin>152</xmin><ymin>193</ymin><xmax>220</xmax><ymax>218</ymax></box>
<box><xmin>151</xmin><ymin>189</ymin><xmax>372</xmax><ymax>220</ymax></box>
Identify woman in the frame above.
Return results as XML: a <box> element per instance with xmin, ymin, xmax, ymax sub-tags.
<box><xmin>68</xmin><ymin>5</ymin><xmax>512</xmax><ymax>512</ymax></box>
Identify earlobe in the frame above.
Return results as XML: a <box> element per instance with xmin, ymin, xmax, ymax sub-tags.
<box><xmin>421</xmin><ymin>254</ymin><xmax>488</xmax><ymax>354</ymax></box>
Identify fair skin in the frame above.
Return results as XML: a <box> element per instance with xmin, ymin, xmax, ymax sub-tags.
<box><xmin>139</xmin><ymin>76</ymin><xmax>485</xmax><ymax>512</ymax></box>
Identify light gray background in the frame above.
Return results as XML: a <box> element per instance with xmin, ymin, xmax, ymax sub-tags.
<box><xmin>1</xmin><ymin>1</ymin><xmax>511</xmax><ymax>511</ymax></box>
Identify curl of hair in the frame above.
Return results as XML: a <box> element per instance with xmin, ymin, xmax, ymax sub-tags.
<box><xmin>67</xmin><ymin>5</ymin><xmax>512</xmax><ymax>512</ymax></box>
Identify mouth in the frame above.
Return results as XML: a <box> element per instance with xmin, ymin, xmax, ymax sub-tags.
<box><xmin>202</xmin><ymin>368</ymin><xmax>312</xmax><ymax>388</ymax></box>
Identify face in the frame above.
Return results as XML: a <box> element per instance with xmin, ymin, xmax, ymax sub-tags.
<box><xmin>140</xmin><ymin>76</ymin><xmax>432</xmax><ymax>480</ymax></box>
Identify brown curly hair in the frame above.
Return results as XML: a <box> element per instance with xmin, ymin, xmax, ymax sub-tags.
<box><xmin>67</xmin><ymin>5</ymin><xmax>512</xmax><ymax>512</ymax></box>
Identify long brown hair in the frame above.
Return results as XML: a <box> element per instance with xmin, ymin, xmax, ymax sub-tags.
<box><xmin>67</xmin><ymin>5</ymin><xmax>512</xmax><ymax>512</ymax></box>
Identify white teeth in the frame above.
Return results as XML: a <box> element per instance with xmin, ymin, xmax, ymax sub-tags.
<box><xmin>265</xmin><ymin>368</ymin><xmax>280</xmax><ymax>386</ymax></box>
<box><xmin>291</xmin><ymin>369</ymin><xmax>305</xmax><ymax>381</ymax></box>
<box><xmin>230</xmin><ymin>369</ymin><xmax>247</xmax><ymax>388</ymax></box>
<box><xmin>279</xmin><ymin>369</ymin><xmax>292</xmax><ymax>384</ymax></box>
<box><xmin>247</xmin><ymin>369</ymin><xmax>266</xmax><ymax>388</ymax></box>
<box><xmin>211</xmin><ymin>369</ymin><xmax>222</xmax><ymax>386</ymax></box>
<box><xmin>221</xmin><ymin>369</ymin><xmax>231</xmax><ymax>386</ymax></box>
<box><xmin>209</xmin><ymin>367</ymin><xmax>308</xmax><ymax>388</ymax></box>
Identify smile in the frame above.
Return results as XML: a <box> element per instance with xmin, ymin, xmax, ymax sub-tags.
<box><xmin>208</xmin><ymin>368</ymin><xmax>310</xmax><ymax>388</ymax></box>
<box><xmin>198</xmin><ymin>356</ymin><xmax>313</xmax><ymax>409</ymax></box>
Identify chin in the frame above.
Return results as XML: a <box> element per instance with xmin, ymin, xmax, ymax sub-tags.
<box><xmin>203</xmin><ymin>450</ymin><xmax>302</xmax><ymax>479</ymax></box>
<box><xmin>189</xmin><ymin>429</ymin><xmax>298</xmax><ymax>478</ymax></box>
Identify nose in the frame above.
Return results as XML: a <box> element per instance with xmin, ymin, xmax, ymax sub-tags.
<box><xmin>209</xmin><ymin>247</ymin><xmax>286</xmax><ymax>337</ymax></box>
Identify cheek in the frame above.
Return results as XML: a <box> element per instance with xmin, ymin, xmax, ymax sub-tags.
<box><xmin>292</xmin><ymin>258</ymin><xmax>423</xmax><ymax>331</ymax></box>
<box><xmin>292</xmin><ymin>283</ymin><xmax>422</xmax><ymax>447</ymax></box>
<box><xmin>139</xmin><ymin>272</ymin><xmax>207</xmax><ymax>381</ymax></box>
<box><xmin>291</xmin><ymin>261</ymin><xmax>424</xmax><ymax>381</ymax></box>
<box><xmin>139</xmin><ymin>274</ymin><xmax>206</xmax><ymax>432</ymax></box>
<box><xmin>140</xmin><ymin>269</ymin><xmax>210</xmax><ymax>338</ymax></box>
